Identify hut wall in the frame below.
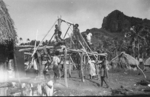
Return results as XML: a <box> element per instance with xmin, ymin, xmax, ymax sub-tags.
<box><xmin>14</xmin><ymin>47</ymin><xmax>25</xmax><ymax>77</ymax></box>
<box><xmin>0</xmin><ymin>44</ymin><xmax>8</xmax><ymax>63</ymax></box>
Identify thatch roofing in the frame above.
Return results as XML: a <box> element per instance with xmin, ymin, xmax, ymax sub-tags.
<box><xmin>0</xmin><ymin>0</ymin><xmax>17</xmax><ymax>44</ymax></box>
<box><xmin>121</xmin><ymin>52</ymin><xmax>139</xmax><ymax>66</ymax></box>
<box><xmin>144</xmin><ymin>57</ymin><xmax>150</xmax><ymax>66</ymax></box>
<box><xmin>110</xmin><ymin>52</ymin><xmax>139</xmax><ymax>67</ymax></box>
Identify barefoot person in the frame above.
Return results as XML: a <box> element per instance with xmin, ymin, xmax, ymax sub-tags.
<box><xmin>100</xmin><ymin>56</ymin><xmax>109</xmax><ymax>88</ymax></box>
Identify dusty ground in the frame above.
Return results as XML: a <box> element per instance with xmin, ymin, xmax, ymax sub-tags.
<box><xmin>5</xmin><ymin>68</ymin><xmax>150</xmax><ymax>96</ymax></box>
<box><xmin>53</xmin><ymin>68</ymin><xmax>150</xmax><ymax>96</ymax></box>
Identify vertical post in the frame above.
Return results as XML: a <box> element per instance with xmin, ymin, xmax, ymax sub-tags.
<box><xmin>64</xmin><ymin>47</ymin><xmax>68</xmax><ymax>87</ymax></box>
<box><xmin>96</xmin><ymin>55</ymin><xmax>99</xmax><ymax>80</ymax></box>
<box><xmin>58</xmin><ymin>16</ymin><xmax>62</xmax><ymax>31</ymax></box>
<box><xmin>80</xmin><ymin>52</ymin><xmax>85</xmax><ymax>82</ymax></box>
<box><xmin>13</xmin><ymin>42</ymin><xmax>21</xmax><ymax>83</ymax></box>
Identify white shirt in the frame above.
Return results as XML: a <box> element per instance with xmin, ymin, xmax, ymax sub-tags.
<box><xmin>88</xmin><ymin>60</ymin><xmax>96</xmax><ymax>76</ymax></box>
<box><xmin>52</xmin><ymin>56</ymin><xmax>60</xmax><ymax>66</ymax></box>
<box><xmin>86</xmin><ymin>33</ymin><xmax>92</xmax><ymax>44</ymax></box>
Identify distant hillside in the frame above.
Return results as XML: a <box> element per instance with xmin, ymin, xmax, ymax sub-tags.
<box><xmin>102</xmin><ymin>10</ymin><xmax>150</xmax><ymax>33</ymax></box>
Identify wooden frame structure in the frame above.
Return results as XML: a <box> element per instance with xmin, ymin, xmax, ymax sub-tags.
<box><xmin>18</xmin><ymin>17</ymin><xmax>108</xmax><ymax>87</ymax></box>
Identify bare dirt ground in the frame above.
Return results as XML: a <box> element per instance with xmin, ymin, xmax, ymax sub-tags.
<box><xmin>6</xmin><ymin>68</ymin><xmax>150</xmax><ymax>96</ymax></box>
<box><xmin>52</xmin><ymin>68</ymin><xmax>150</xmax><ymax>96</ymax></box>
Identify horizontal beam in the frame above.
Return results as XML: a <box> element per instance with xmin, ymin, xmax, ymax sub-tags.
<box><xmin>19</xmin><ymin>46</ymin><xmax>107</xmax><ymax>57</ymax></box>
<box><xmin>16</xmin><ymin>45</ymin><xmax>34</xmax><ymax>48</ymax></box>
<box><xmin>67</xmin><ymin>48</ymin><xmax>107</xmax><ymax>56</ymax></box>
<box><xmin>19</xmin><ymin>46</ymin><xmax>54</xmax><ymax>52</ymax></box>
<box><xmin>24</xmin><ymin>52</ymin><xmax>32</xmax><ymax>55</ymax></box>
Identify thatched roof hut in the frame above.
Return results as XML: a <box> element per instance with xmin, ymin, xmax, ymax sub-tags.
<box><xmin>0</xmin><ymin>0</ymin><xmax>18</xmax><ymax>82</ymax></box>
<box><xmin>144</xmin><ymin>57</ymin><xmax>150</xmax><ymax>66</ymax></box>
<box><xmin>121</xmin><ymin>52</ymin><xmax>139</xmax><ymax>66</ymax></box>
<box><xmin>110</xmin><ymin>52</ymin><xmax>139</xmax><ymax>68</ymax></box>
<box><xmin>0</xmin><ymin>0</ymin><xmax>17</xmax><ymax>62</ymax></box>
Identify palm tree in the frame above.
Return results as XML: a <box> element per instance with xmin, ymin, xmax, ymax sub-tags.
<box><xmin>19</xmin><ymin>37</ymin><xmax>22</xmax><ymax>41</ymax></box>
<box><xmin>19</xmin><ymin>37</ymin><xmax>23</xmax><ymax>45</ymax></box>
<box><xmin>125</xmin><ymin>25</ymin><xmax>150</xmax><ymax>58</ymax></box>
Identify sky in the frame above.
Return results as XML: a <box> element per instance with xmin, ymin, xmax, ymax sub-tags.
<box><xmin>4</xmin><ymin>0</ymin><xmax>150</xmax><ymax>42</ymax></box>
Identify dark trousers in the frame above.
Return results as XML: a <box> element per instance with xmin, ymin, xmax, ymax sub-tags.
<box><xmin>101</xmin><ymin>76</ymin><xmax>109</xmax><ymax>87</ymax></box>
<box><xmin>53</xmin><ymin>65</ymin><xmax>59</xmax><ymax>80</ymax></box>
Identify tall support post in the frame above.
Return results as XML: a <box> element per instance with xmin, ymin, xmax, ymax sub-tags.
<box><xmin>80</xmin><ymin>52</ymin><xmax>85</xmax><ymax>82</ymax></box>
<box><xmin>95</xmin><ymin>55</ymin><xmax>99</xmax><ymax>80</ymax></box>
<box><xmin>13</xmin><ymin>42</ymin><xmax>21</xmax><ymax>83</ymax></box>
<box><xmin>58</xmin><ymin>16</ymin><xmax>62</xmax><ymax>31</ymax></box>
<box><xmin>64</xmin><ymin>47</ymin><xmax>68</xmax><ymax>87</ymax></box>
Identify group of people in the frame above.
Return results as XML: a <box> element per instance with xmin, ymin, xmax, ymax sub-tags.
<box><xmin>43</xmin><ymin>50</ymin><xmax>73</xmax><ymax>82</ymax></box>
<box><xmin>53</xmin><ymin>23</ymin><xmax>93</xmax><ymax>50</ymax></box>
<box><xmin>88</xmin><ymin>56</ymin><xmax>109</xmax><ymax>88</ymax></box>
<box><xmin>53</xmin><ymin>23</ymin><xmax>109</xmax><ymax>88</ymax></box>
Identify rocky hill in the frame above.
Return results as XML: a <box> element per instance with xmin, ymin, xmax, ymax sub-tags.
<box><xmin>102</xmin><ymin>10</ymin><xmax>150</xmax><ymax>33</ymax></box>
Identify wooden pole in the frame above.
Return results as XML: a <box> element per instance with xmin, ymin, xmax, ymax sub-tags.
<box><xmin>63</xmin><ymin>24</ymin><xmax>71</xmax><ymax>39</ymax></box>
<box><xmin>64</xmin><ymin>47</ymin><xmax>68</xmax><ymax>87</ymax></box>
<box><xmin>13</xmin><ymin>42</ymin><xmax>21</xmax><ymax>83</ymax></box>
<box><xmin>70</xmin><ymin>56</ymin><xmax>76</xmax><ymax>69</ymax></box>
<box><xmin>80</xmin><ymin>52</ymin><xmax>85</xmax><ymax>82</ymax></box>
<box><xmin>95</xmin><ymin>55</ymin><xmax>99</xmax><ymax>80</ymax></box>
<box><xmin>58</xmin><ymin>16</ymin><xmax>62</xmax><ymax>31</ymax></box>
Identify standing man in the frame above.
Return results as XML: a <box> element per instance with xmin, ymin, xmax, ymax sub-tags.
<box><xmin>73</xmin><ymin>24</ymin><xmax>81</xmax><ymax>49</ymax></box>
<box><xmin>52</xmin><ymin>51</ymin><xmax>61</xmax><ymax>81</ymax></box>
<box><xmin>100</xmin><ymin>56</ymin><xmax>109</xmax><ymax>88</ymax></box>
